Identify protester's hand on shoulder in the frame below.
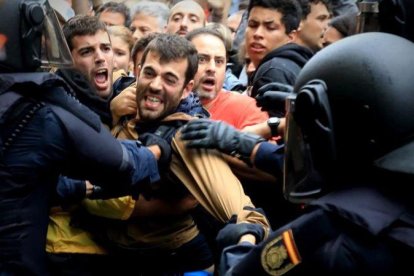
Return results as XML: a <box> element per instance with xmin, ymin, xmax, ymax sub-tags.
<box><xmin>110</xmin><ymin>86</ymin><xmax>137</xmax><ymax>125</ymax></box>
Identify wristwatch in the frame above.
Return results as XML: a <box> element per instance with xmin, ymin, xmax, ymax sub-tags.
<box><xmin>267</xmin><ymin>117</ymin><xmax>281</xmax><ymax>137</ymax></box>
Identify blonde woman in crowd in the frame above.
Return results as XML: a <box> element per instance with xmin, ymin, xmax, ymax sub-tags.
<box><xmin>107</xmin><ymin>25</ymin><xmax>134</xmax><ymax>75</ymax></box>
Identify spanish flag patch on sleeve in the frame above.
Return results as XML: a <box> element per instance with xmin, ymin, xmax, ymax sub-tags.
<box><xmin>260</xmin><ymin>229</ymin><xmax>301</xmax><ymax>275</ymax></box>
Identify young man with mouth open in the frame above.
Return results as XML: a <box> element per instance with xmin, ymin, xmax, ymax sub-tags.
<box><xmin>59</xmin><ymin>15</ymin><xmax>136</xmax><ymax>127</ymax></box>
<box><xmin>63</xmin><ymin>15</ymin><xmax>115</xmax><ymax>99</ymax></box>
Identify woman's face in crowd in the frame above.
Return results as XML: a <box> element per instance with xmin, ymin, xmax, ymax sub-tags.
<box><xmin>110</xmin><ymin>35</ymin><xmax>131</xmax><ymax>73</ymax></box>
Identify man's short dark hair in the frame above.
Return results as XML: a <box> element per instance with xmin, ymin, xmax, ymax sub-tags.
<box><xmin>247</xmin><ymin>0</ymin><xmax>302</xmax><ymax>34</ymax></box>
<box><xmin>131</xmin><ymin>33</ymin><xmax>161</xmax><ymax>67</ymax></box>
<box><xmin>141</xmin><ymin>34</ymin><xmax>198</xmax><ymax>87</ymax></box>
<box><xmin>95</xmin><ymin>1</ymin><xmax>131</xmax><ymax>27</ymax></box>
<box><xmin>63</xmin><ymin>15</ymin><xmax>108</xmax><ymax>50</ymax></box>
<box><xmin>296</xmin><ymin>0</ymin><xmax>332</xmax><ymax>19</ymax></box>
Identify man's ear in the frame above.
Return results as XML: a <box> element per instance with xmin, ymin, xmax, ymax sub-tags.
<box><xmin>135</xmin><ymin>65</ymin><xmax>141</xmax><ymax>78</ymax></box>
<box><xmin>298</xmin><ymin>20</ymin><xmax>304</xmax><ymax>31</ymax></box>
<box><xmin>182</xmin><ymin>80</ymin><xmax>194</xmax><ymax>99</ymax></box>
<box><xmin>288</xmin><ymin>20</ymin><xmax>304</xmax><ymax>42</ymax></box>
<box><xmin>128</xmin><ymin>60</ymin><xmax>134</xmax><ymax>74</ymax></box>
<box><xmin>287</xmin><ymin>29</ymin><xmax>298</xmax><ymax>42</ymax></box>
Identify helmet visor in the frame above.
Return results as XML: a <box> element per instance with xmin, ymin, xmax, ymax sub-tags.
<box><xmin>40</xmin><ymin>0</ymin><xmax>73</xmax><ymax>69</ymax></box>
<box><xmin>283</xmin><ymin>95</ymin><xmax>323</xmax><ymax>204</ymax></box>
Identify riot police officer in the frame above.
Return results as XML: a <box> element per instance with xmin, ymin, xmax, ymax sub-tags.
<box><xmin>0</xmin><ymin>1</ymin><xmax>166</xmax><ymax>274</ymax></box>
<box><xmin>215</xmin><ymin>30</ymin><xmax>414</xmax><ymax>275</ymax></box>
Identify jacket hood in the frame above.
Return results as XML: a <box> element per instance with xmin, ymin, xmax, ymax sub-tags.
<box><xmin>258</xmin><ymin>43</ymin><xmax>314</xmax><ymax>70</ymax></box>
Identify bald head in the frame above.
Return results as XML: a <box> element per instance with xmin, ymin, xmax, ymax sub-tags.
<box><xmin>166</xmin><ymin>0</ymin><xmax>206</xmax><ymax>36</ymax></box>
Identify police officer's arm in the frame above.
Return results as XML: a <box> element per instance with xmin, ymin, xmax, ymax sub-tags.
<box><xmin>180</xmin><ymin>119</ymin><xmax>265</xmax><ymax>165</ymax></box>
<box><xmin>57</xmin><ymin>132</ymin><xmax>171</xmax><ymax>201</ymax></box>
<box><xmin>242</xmin><ymin>118</ymin><xmax>286</xmax><ymax>142</ymax></box>
<box><xmin>52</xmin><ymin>104</ymin><xmax>161</xmax><ymax>197</ymax></box>
<box><xmin>219</xmin><ymin>209</ymin><xmax>338</xmax><ymax>275</ymax></box>
<box><xmin>180</xmin><ymin>119</ymin><xmax>284</xmax><ymax>178</ymax></box>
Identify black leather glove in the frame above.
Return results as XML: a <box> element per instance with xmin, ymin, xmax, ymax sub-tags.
<box><xmin>216</xmin><ymin>221</ymin><xmax>265</xmax><ymax>253</ymax></box>
<box><xmin>255</xmin><ymin>82</ymin><xmax>293</xmax><ymax>117</ymax></box>
<box><xmin>138</xmin><ymin>132</ymin><xmax>172</xmax><ymax>168</ymax></box>
<box><xmin>180</xmin><ymin>119</ymin><xmax>265</xmax><ymax>166</ymax></box>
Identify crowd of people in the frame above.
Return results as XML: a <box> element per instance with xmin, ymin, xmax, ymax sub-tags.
<box><xmin>1</xmin><ymin>0</ymin><xmax>414</xmax><ymax>275</ymax></box>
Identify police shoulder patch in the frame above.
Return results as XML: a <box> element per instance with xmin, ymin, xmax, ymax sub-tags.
<box><xmin>260</xmin><ymin>229</ymin><xmax>301</xmax><ymax>275</ymax></box>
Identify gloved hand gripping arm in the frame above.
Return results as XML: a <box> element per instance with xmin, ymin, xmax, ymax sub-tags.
<box><xmin>180</xmin><ymin>119</ymin><xmax>266</xmax><ymax>166</ymax></box>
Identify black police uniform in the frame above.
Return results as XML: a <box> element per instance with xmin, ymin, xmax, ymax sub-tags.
<box><xmin>220</xmin><ymin>182</ymin><xmax>414</xmax><ymax>275</ymax></box>
<box><xmin>0</xmin><ymin>73</ymin><xmax>159</xmax><ymax>275</ymax></box>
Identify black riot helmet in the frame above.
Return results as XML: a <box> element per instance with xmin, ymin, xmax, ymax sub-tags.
<box><xmin>283</xmin><ymin>32</ymin><xmax>414</xmax><ymax>203</ymax></box>
<box><xmin>0</xmin><ymin>0</ymin><xmax>73</xmax><ymax>73</ymax></box>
